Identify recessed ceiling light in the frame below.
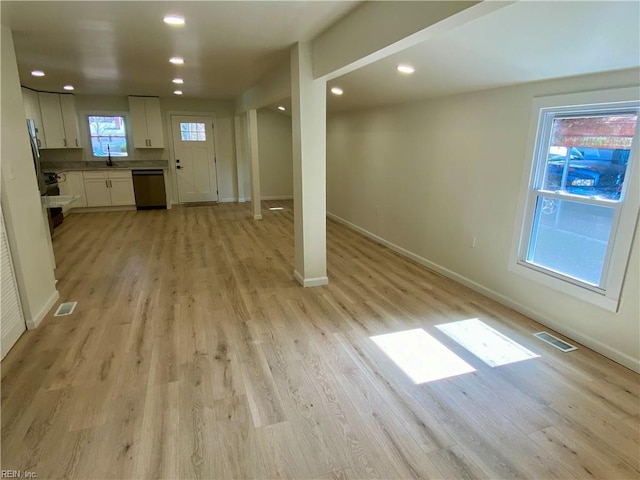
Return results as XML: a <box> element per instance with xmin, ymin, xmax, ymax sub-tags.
<box><xmin>163</xmin><ymin>15</ymin><xmax>185</xmax><ymax>26</ymax></box>
<box><xmin>330</xmin><ymin>87</ymin><xmax>343</xmax><ymax>96</ymax></box>
<box><xmin>169</xmin><ymin>57</ymin><xmax>184</xmax><ymax>65</ymax></box>
<box><xmin>172</xmin><ymin>78</ymin><xmax>184</xmax><ymax>84</ymax></box>
<box><xmin>31</xmin><ymin>70</ymin><xmax>45</xmax><ymax>77</ymax></box>
<box><xmin>173</xmin><ymin>90</ymin><xmax>183</xmax><ymax>95</ymax></box>
<box><xmin>397</xmin><ymin>64</ymin><xmax>415</xmax><ymax>74</ymax></box>
<box><xmin>63</xmin><ymin>85</ymin><xmax>74</xmax><ymax>91</ymax></box>
<box><xmin>277</xmin><ymin>106</ymin><xmax>286</xmax><ymax>111</ymax></box>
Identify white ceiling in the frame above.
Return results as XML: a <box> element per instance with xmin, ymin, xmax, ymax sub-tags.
<box><xmin>326</xmin><ymin>1</ymin><xmax>640</xmax><ymax>112</ymax></box>
<box><xmin>2</xmin><ymin>1</ymin><xmax>359</xmax><ymax>99</ymax></box>
<box><xmin>3</xmin><ymin>1</ymin><xmax>639</xmax><ymax>112</ymax></box>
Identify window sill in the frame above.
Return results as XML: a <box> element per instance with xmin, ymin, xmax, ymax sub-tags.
<box><xmin>508</xmin><ymin>259</ymin><xmax>619</xmax><ymax>312</ymax></box>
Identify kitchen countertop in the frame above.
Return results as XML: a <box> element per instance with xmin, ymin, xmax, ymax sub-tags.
<box><xmin>41</xmin><ymin>160</ymin><xmax>169</xmax><ymax>172</ymax></box>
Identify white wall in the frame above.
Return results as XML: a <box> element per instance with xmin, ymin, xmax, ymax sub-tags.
<box><xmin>257</xmin><ymin>109</ymin><xmax>293</xmax><ymax>199</ymax></box>
<box><xmin>1</xmin><ymin>25</ymin><xmax>59</xmax><ymax>328</ymax></box>
<box><xmin>327</xmin><ymin>68</ymin><xmax>640</xmax><ymax>371</ymax></box>
<box><xmin>42</xmin><ymin>95</ymin><xmax>238</xmax><ymax>204</ymax></box>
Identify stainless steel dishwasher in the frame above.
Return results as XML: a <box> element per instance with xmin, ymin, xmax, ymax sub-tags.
<box><xmin>132</xmin><ymin>170</ymin><xmax>167</xmax><ymax>210</ymax></box>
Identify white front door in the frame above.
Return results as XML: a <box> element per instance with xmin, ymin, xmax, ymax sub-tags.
<box><xmin>171</xmin><ymin>115</ymin><xmax>218</xmax><ymax>203</ymax></box>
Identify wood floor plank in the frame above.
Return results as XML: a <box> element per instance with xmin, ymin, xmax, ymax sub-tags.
<box><xmin>529</xmin><ymin>426</ymin><xmax>640</xmax><ymax>479</ymax></box>
<box><xmin>1</xmin><ymin>201</ymin><xmax>637</xmax><ymax>479</ymax></box>
<box><xmin>133</xmin><ymin>381</ymin><xmax>180</xmax><ymax>479</ymax></box>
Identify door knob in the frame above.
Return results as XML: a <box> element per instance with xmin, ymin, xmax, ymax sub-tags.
<box><xmin>176</xmin><ymin>159</ymin><xmax>180</xmax><ymax>163</ymax></box>
<box><xmin>176</xmin><ymin>165</ymin><xmax>182</xmax><ymax>169</ymax></box>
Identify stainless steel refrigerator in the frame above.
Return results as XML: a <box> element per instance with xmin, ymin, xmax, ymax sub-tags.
<box><xmin>27</xmin><ymin>119</ymin><xmax>46</xmax><ymax>195</ymax></box>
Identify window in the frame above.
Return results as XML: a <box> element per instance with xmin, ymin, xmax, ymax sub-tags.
<box><xmin>88</xmin><ymin>115</ymin><xmax>129</xmax><ymax>157</ymax></box>
<box><xmin>512</xmin><ymin>88</ymin><xmax>640</xmax><ymax>311</ymax></box>
<box><xmin>180</xmin><ymin>122</ymin><xmax>206</xmax><ymax>141</ymax></box>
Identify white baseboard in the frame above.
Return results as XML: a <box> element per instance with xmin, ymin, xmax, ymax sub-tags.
<box><xmin>294</xmin><ymin>270</ymin><xmax>329</xmax><ymax>288</ymax></box>
<box><xmin>220</xmin><ymin>198</ymin><xmax>237</xmax><ymax>203</ymax></box>
<box><xmin>253</xmin><ymin>214</ymin><xmax>263</xmax><ymax>220</ymax></box>
<box><xmin>261</xmin><ymin>195</ymin><xmax>293</xmax><ymax>201</ymax></box>
<box><xmin>71</xmin><ymin>205</ymin><xmax>136</xmax><ymax>214</ymax></box>
<box><xmin>26</xmin><ymin>289</ymin><xmax>60</xmax><ymax>330</ymax></box>
<box><xmin>327</xmin><ymin>211</ymin><xmax>640</xmax><ymax>373</ymax></box>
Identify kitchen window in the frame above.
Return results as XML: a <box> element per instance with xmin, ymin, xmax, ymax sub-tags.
<box><xmin>88</xmin><ymin>115</ymin><xmax>129</xmax><ymax>158</ymax></box>
<box><xmin>511</xmin><ymin>88</ymin><xmax>640</xmax><ymax>311</ymax></box>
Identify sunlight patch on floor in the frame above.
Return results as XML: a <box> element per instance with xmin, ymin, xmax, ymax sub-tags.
<box><xmin>370</xmin><ymin>328</ymin><xmax>476</xmax><ymax>384</ymax></box>
<box><xmin>436</xmin><ymin>318</ymin><xmax>540</xmax><ymax>367</ymax></box>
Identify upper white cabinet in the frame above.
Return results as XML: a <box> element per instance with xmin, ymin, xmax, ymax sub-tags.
<box><xmin>60</xmin><ymin>95</ymin><xmax>81</xmax><ymax>148</ymax></box>
<box><xmin>37</xmin><ymin>92</ymin><xmax>81</xmax><ymax>149</ymax></box>
<box><xmin>22</xmin><ymin>87</ymin><xmax>47</xmax><ymax>148</ymax></box>
<box><xmin>128</xmin><ymin>96</ymin><xmax>164</xmax><ymax>148</ymax></box>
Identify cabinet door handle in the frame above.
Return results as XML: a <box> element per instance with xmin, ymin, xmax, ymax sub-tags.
<box><xmin>75</xmin><ymin>138</ymin><xmax>79</xmax><ymax>147</ymax></box>
<box><xmin>36</xmin><ymin>138</ymin><xmax>41</xmax><ymax>148</ymax></box>
<box><xmin>109</xmin><ymin>180</ymin><xmax>113</xmax><ymax>188</ymax></box>
<box><xmin>63</xmin><ymin>138</ymin><xmax>67</xmax><ymax>147</ymax></box>
<box><xmin>105</xmin><ymin>180</ymin><xmax>108</xmax><ymax>188</ymax></box>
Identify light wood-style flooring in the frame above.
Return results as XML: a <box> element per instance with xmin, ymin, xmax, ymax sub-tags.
<box><xmin>2</xmin><ymin>201</ymin><xmax>639</xmax><ymax>479</ymax></box>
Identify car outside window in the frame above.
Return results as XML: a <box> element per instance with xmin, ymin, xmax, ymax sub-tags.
<box><xmin>512</xmin><ymin>88</ymin><xmax>640</xmax><ymax>311</ymax></box>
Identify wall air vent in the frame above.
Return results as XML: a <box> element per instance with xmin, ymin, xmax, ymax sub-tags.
<box><xmin>54</xmin><ymin>301</ymin><xmax>77</xmax><ymax>317</ymax></box>
<box><xmin>533</xmin><ymin>331</ymin><xmax>577</xmax><ymax>352</ymax></box>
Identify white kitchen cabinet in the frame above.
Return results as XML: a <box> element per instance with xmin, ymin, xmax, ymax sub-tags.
<box><xmin>83</xmin><ymin>171</ymin><xmax>135</xmax><ymax>207</ymax></box>
<box><xmin>22</xmin><ymin>87</ymin><xmax>47</xmax><ymax>148</ymax></box>
<box><xmin>83</xmin><ymin>176</ymin><xmax>111</xmax><ymax>207</ymax></box>
<box><xmin>128</xmin><ymin>96</ymin><xmax>164</xmax><ymax>148</ymax></box>
<box><xmin>58</xmin><ymin>171</ymin><xmax>87</xmax><ymax>213</ymax></box>
<box><xmin>107</xmin><ymin>171</ymin><xmax>136</xmax><ymax>205</ymax></box>
<box><xmin>59</xmin><ymin>95</ymin><xmax>81</xmax><ymax>148</ymax></box>
<box><xmin>38</xmin><ymin>92</ymin><xmax>81</xmax><ymax>149</ymax></box>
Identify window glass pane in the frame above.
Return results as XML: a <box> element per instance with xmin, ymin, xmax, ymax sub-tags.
<box><xmin>542</xmin><ymin>114</ymin><xmax>637</xmax><ymax>200</ymax></box>
<box><xmin>179</xmin><ymin>122</ymin><xmax>206</xmax><ymax>142</ymax></box>
<box><xmin>527</xmin><ymin>196</ymin><xmax>615</xmax><ymax>286</ymax></box>
<box><xmin>88</xmin><ymin>115</ymin><xmax>128</xmax><ymax>157</ymax></box>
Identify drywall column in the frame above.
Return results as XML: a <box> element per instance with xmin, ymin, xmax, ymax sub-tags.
<box><xmin>1</xmin><ymin>25</ymin><xmax>59</xmax><ymax>328</ymax></box>
<box><xmin>247</xmin><ymin>109</ymin><xmax>262</xmax><ymax>219</ymax></box>
<box><xmin>291</xmin><ymin>42</ymin><xmax>328</xmax><ymax>287</ymax></box>
<box><xmin>234</xmin><ymin>114</ymin><xmax>246</xmax><ymax>202</ymax></box>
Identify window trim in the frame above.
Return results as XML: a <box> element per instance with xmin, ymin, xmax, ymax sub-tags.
<box><xmin>510</xmin><ymin>87</ymin><xmax>640</xmax><ymax>312</ymax></box>
<box><xmin>85</xmin><ymin>111</ymin><xmax>132</xmax><ymax>160</ymax></box>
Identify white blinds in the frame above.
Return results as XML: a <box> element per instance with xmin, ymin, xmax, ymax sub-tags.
<box><xmin>1</xmin><ymin>205</ymin><xmax>26</xmax><ymax>359</ymax></box>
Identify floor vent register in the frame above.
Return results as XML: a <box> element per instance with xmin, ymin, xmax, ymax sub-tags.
<box><xmin>533</xmin><ymin>331</ymin><xmax>577</xmax><ymax>352</ymax></box>
<box><xmin>54</xmin><ymin>301</ymin><xmax>78</xmax><ymax>317</ymax></box>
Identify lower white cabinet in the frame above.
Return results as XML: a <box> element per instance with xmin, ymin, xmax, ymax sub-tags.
<box><xmin>58</xmin><ymin>171</ymin><xmax>87</xmax><ymax>213</ymax></box>
<box><xmin>83</xmin><ymin>171</ymin><xmax>135</xmax><ymax>207</ymax></box>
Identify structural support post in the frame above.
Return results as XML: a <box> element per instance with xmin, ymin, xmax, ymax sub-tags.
<box><xmin>291</xmin><ymin>42</ymin><xmax>328</xmax><ymax>287</ymax></box>
<box><xmin>247</xmin><ymin>109</ymin><xmax>261</xmax><ymax>219</ymax></box>
<box><xmin>234</xmin><ymin>115</ymin><xmax>246</xmax><ymax>202</ymax></box>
